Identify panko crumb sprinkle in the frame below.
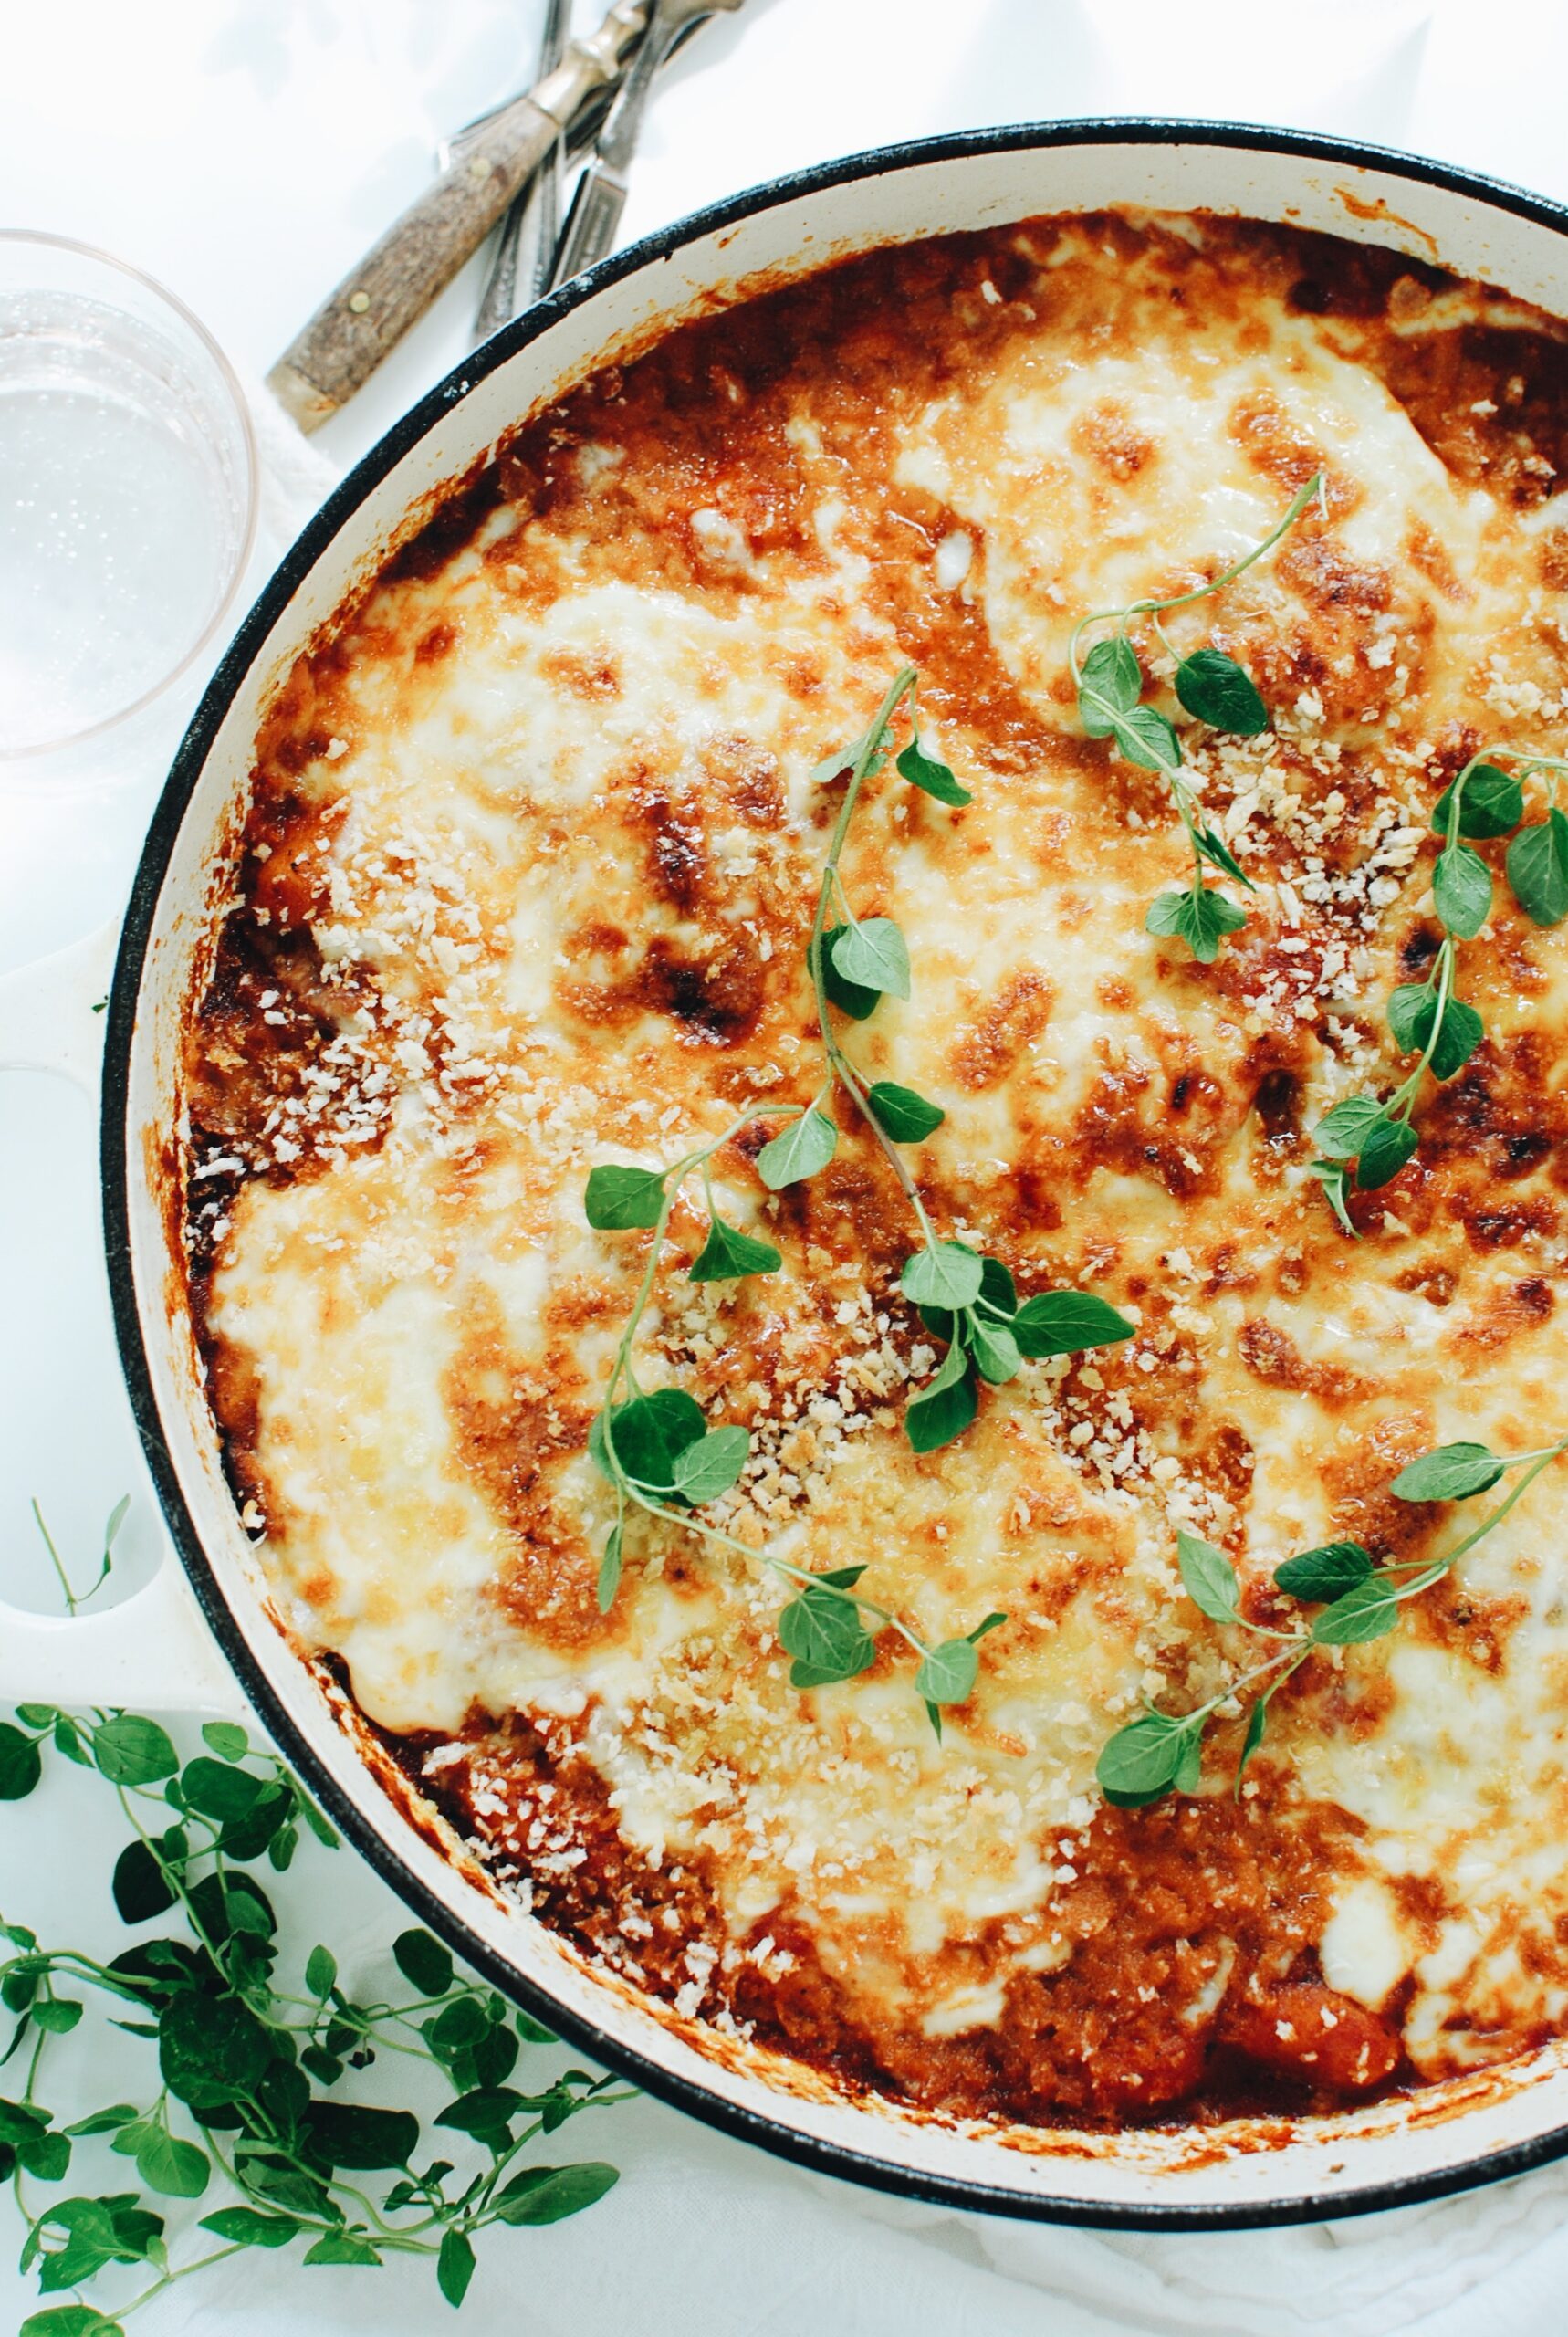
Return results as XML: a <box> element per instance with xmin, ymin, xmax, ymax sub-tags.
<box><xmin>184</xmin><ymin>212</ymin><xmax>1568</xmax><ymax>2133</ymax></box>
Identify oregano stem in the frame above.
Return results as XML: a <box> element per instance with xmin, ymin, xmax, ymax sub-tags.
<box><xmin>803</xmin><ymin>663</ymin><xmax>938</xmax><ymax>1241</ymax></box>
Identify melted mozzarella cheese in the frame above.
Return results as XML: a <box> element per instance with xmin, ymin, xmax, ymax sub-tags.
<box><xmin>196</xmin><ymin>212</ymin><xmax>1568</xmax><ymax>2093</ymax></box>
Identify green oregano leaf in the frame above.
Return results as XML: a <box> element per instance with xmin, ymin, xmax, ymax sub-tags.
<box><xmin>669</xmin><ymin>1425</ymin><xmax>750</xmax><ymax>1505</ymax></box>
<box><xmin>131</xmin><ymin>2125</ymin><xmax>210</xmax><ymax>2199</ymax></box>
<box><xmin>1010</xmin><ymin>1290</ymin><xmax>1135</xmax><ymax>1358</ymax></box>
<box><xmin>0</xmin><ymin>1725</ymin><xmax>43</xmax><ymax>1802</ymax></box>
<box><xmin>814</xmin><ymin>925</ymin><xmax>880</xmax><ymax>1020</ymax></box>
<box><xmin>1308</xmin><ymin>1157</ymin><xmax>1358</xmax><ymax>1237</ymax></box>
<box><xmin>304</xmin><ymin>2232</ymin><xmax>382</xmax><ymax>2267</ymax></box>
<box><xmin>1432</xmin><ymin>763</ymin><xmax>1522</xmax><ymax>839</ymax></box>
<box><xmin>21</xmin><ymin>2310</ymin><xmax>128</xmax><ymax>2337</ymax></box>
<box><xmin>590</xmin><ymin>1389</ymin><xmax>707</xmax><ymax>1493</ymax></box>
<box><xmin>913</xmin><ymin>1638</ymin><xmax>980</xmax><ymax>1709</ymax></box>
<box><xmin>1355</xmin><ymin>1115</ymin><xmax>1420</xmax><ymax>1189</ymax></box>
<box><xmin>491</xmin><ymin>2163</ymin><xmax>619</xmax><ymax>2224</ymax></box>
<box><xmin>434</xmin><ymin>2085</ymin><xmax>527</xmax><ymax>2137</ymax></box>
<box><xmin>583</xmin><ymin>1164</ymin><xmax>665</xmax><ymax>1231</ymax></box>
<box><xmin>180</xmin><ymin>1757</ymin><xmax>265</xmax><ymax>1822</ymax></box>
<box><xmin>1095</xmin><ymin>1710</ymin><xmax>1199</xmax><ymax>1808</ymax></box>
<box><xmin>438</xmin><ymin>2227</ymin><xmax>477</xmax><ymax>2308</ymax></box>
<box><xmin>18</xmin><ymin>2135</ymin><xmax>71</xmax><ymax>2186</ymax></box>
<box><xmin>1386</xmin><ymin>987</ymin><xmax>1484</xmax><ymax>1080</ymax></box>
<box><xmin>1077</xmin><ymin>635</ymin><xmax>1143</xmax><ymax>734</ymax></box>
<box><xmin>1310</xmin><ymin>1577</ymin><xmax>1401</xmax><ymax>1645</ymax></box>
<box><xmin>200</xmin><ymin>1721</ymin><xmax>249</xmax><ymax>1762</ymax></box>
<box><xmin>158</xmin><ymin>1991</ymin><xmax>272</xmax><ymax>2109</ymax></box>
<box><xmin>63</xmin><ymin>2108</ymin><xmax>138</xmax><ymax>2139</ymax></box>
<box><xmin>110</xmin><ymin>1840</ymin><xmax>174</xmax><ymax>1925</ymax></box>
<box><xmin>688</xmin><ymin>1219</ymin><xmax>781</xmax><ymax>1282</ymax></box>
<box><xmin>1312</xmin><ymin>1095</ymin><xmax>1387</xmax><ymax>1161</ymax></box>
<box><xmin>32</xmin><ymin>1999</ymin><xmax>83</xmax><ymax>2036</ymax></box>
<box><xmin>392</xmin><ymin>1927</ymin><xmax>455</xmax><ymax>1996</ymax></box>
<box><xmin>867</xmin><ymin>1081</ymin><xmax>945</xmax><ymax>1140</ymax></box>
<box><xmin>901</xmin><ymin>1242</ymin><xmax>985</xmax><ymax>1311</ymax></box>
<box><xmin>198</xmin><ymin>2206</ymin><xmax>300</xmax><ymax>2248</ymax></box>
<box><xmin>976</xmin><ymin>1257</ymin><xmax>1019</xmax><ymax>1315</ymax></box>
<box><xmin>89</xmin><ymin>1718</ymin><xmax>178</xmax><ymax>1788</ymax></box>
<box><xmin>1385</xmin><ymin>984</ymin><xmax>1428</xmax><ymax>1057</ymax></box>
<box><xmin>831</xmin><ymin>916</ymin><xmax>911</xmax><ymax>1001</ymax></box>
<box><xmin>904</xmin><ymin>1336</ymin><xmax>977</xmax><ymax>1454</ymax></box>
<box><xmin>1145</xmin><ymin>883</ymin><xmax>1248</xmax><ymax>963</ymax></box>
<box><xmin>895</xmin><ymin>736</ymin><xmax>972</xmax><ymax>806</ymax></box>
<box><xmin>1176</xmin><ymin>1530</ymin><xmax>1240</xmax><ymax>1623</ymax></box>
<box><xmin>1507</xmin><ymin>808</ymin><xmax>1568</xmax><ymax>927</ymax></box>
<box><xmin>1273</xmin><ymin>1542</ymin><xmax>1374</xmax><ymax>1599</ymax></box>
<box><xmin>1433</xmin><ymin>842</ymin><xmax>1493</xmax><ymax>938</ymax></box>
<box><xmin>1174</xmin><ymin>647</ymin><xmax>1268</xmax><ymax>735</ymax></box>
<box><xmin>303</xmin><ymin>2103</ymin><xmax>420</xmax><ymax>2172</ymax></box>
<box><xmin>1235</xmin><ymin>1696</ymin><xmax>1270</xmax><ymax>1792</ymax></box>
<box><xmin>597</xmin><ymin>1523</ymin><xmax>622</xmax><ymax>1613</ymax></box>
<box><xmin>1193</xmin><ymin>824</ymin><xmax>1256</xmax><ymax>889</ymax></box>
<box><xmin>1391</xmin><ymin>1441</ymin><xmax>1506</xmax><ymax>1501</ymax></box>
<box><xmin>1109</xmin><ymin>700</ymin><xmax>1183</xmax><ymax>774</ymax></box>
<box><xmin>757</xmin><ymin>1107</ymin><xmax>838</xmax><ymax>1189</ymax></box>
<box><xmin>965</xmin><ymin>1312</ymin><xmax>1022</xmax><ymax>1385</ymax></box>
<box><xmin>778</xmin><ymin>1585</ymin><xmax>876</xmax><ymax>1687</ymax></box>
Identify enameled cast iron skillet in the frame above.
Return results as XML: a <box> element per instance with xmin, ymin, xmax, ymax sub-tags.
<box><xmin>35</xmin><ymin>121</ymin><xmax>1568</xmax><ymax>2227</ymax></box>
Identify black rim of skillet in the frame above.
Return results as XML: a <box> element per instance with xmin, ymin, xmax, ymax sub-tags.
<box><xmin>101</xmin><ymin>115</ymin><xmax>1568</xmax><ymax>2231</ymax></box>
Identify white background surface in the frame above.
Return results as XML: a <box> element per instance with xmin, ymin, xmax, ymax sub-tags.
<box><xmin>9</xmin><ymin>1</ymin><xmax>1568</xmax><ymax>2329</ymax></box>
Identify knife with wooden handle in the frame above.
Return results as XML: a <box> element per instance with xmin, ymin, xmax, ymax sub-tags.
<box><xmin>267</xmin><ymin>0</ymin><xmax>648</xmax><ymax>435</ymax></box>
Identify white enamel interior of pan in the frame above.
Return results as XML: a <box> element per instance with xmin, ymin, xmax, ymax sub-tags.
<box><xmin>119</xmin><ymin>131</ymin><xmax>1568</xmax><ymax>2218</ymax></box>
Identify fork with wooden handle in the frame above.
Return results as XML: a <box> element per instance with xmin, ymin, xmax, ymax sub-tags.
<box><xmin>267</xmin><ymin>0</ymin><xmax>647</xmax><ymax>435</ymax></box>
<box><xmin>471</xmin><ymin>0</ymin><xmax>571</xmax><ymax>344</ymax></box>
<box><xmin>550</xmin><ymin>0</ymin><xmax>740</xmax><ymax>290</ymax></box>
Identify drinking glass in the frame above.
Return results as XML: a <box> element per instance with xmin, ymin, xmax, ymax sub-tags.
<box><xmin>0</xmin><ymin>232</ymin><xmax>256</xmax><ymax>766</ymax></box>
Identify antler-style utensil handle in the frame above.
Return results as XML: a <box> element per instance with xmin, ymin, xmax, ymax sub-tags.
<box><xmin>267</xmin><ymin>0</ymin><xmax>647</xmax><ymax>433</ymax></box>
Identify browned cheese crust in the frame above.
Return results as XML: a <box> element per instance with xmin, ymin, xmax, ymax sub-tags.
<box><xmin>183</xmin><ymin>214</ymin><xmax>1568</xmax><ymax>2132</ymax></box>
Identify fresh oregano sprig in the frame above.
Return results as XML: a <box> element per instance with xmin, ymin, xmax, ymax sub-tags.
<box><xmin>30</xmin><ymin>1497</ymin><xmax>128</xmax><ymax>1619</ymax></box>
<box><xmin>900</xmin><ymin>1252</ymin><xmax>1134</xmax><ymax>1453</ymax></box>
<box><xmin>777</xmin><ymin>665</ymin><xmax>1133</xmax><ymax>1447</ymax></box>
<box><xmin>1094</xmin><ymin>1427</ymin><xmax>1568</xmax><ymax>1806</ymax></box>
<box><xmin>1309</xmin><ymin>747</ymin><xmax>1568</xmax><ymax>1229</ymax></box>
<box><xmin>1070</xmin><ymin>473</ymin><xmax>1324</xmax><ymax>962</ymax></box>
<box><xmin>584</xmin><ymin>1110</ymin><xmax>1007</xmax><ymax>1734</ymax></box>
<box><xmin>2</xmin><ymin>1673</ymin><xmax>627</xmax><ymax>2333</ymax></box>
<box><xmin>585</xmin><ymin>1102</ymin><xmax>793</xmax><ymax>1615</ymax></box>
<box><xmin>768</xmin><ymin>664</ymin><xmax>963</xmax><ymax>1212</ymax></box>
<box><xmin>582</xmin><ymin>670</ymin><xmax>1137</xmax><ymax>1725</ymax></box>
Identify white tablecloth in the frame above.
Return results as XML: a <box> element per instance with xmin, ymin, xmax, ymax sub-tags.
<box><xmin>7</xmin><ymin>2</ymin><xmax>1568</xmax><ymax>2328</ymax></box>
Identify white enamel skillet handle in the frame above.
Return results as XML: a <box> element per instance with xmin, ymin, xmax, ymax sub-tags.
<box><xmin>0</xmin><ymin>927</ymin><xmax>247</xmax><ymax>1719</ymax></box>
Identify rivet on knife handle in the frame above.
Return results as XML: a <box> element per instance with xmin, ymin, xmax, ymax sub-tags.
<box><xmin>267</xmin><ymin>0</ymin><xmax>648</xmax><ymax>433</ymax></box>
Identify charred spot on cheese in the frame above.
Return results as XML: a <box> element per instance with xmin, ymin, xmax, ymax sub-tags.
<box><xmin>183</xmin><ymin>211</ymin><xmax>1568</xmax><ymax>2134</ymax></box>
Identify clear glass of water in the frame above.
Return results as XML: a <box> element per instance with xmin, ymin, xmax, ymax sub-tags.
<box><xmin>0</xmin><ymin>233</ymin><xmax>257</xmax><ymax>766</ymax></box>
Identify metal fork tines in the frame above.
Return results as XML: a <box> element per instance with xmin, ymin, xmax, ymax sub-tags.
<box><xmin>473</xmin><ymin>0</ymin><xmax>571</xmax><ymax>343</ymax></box>
<box><xmin>549</xmin><ymin>0</ymin><xmax>740</xmax><ymax>294</ymax></box>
